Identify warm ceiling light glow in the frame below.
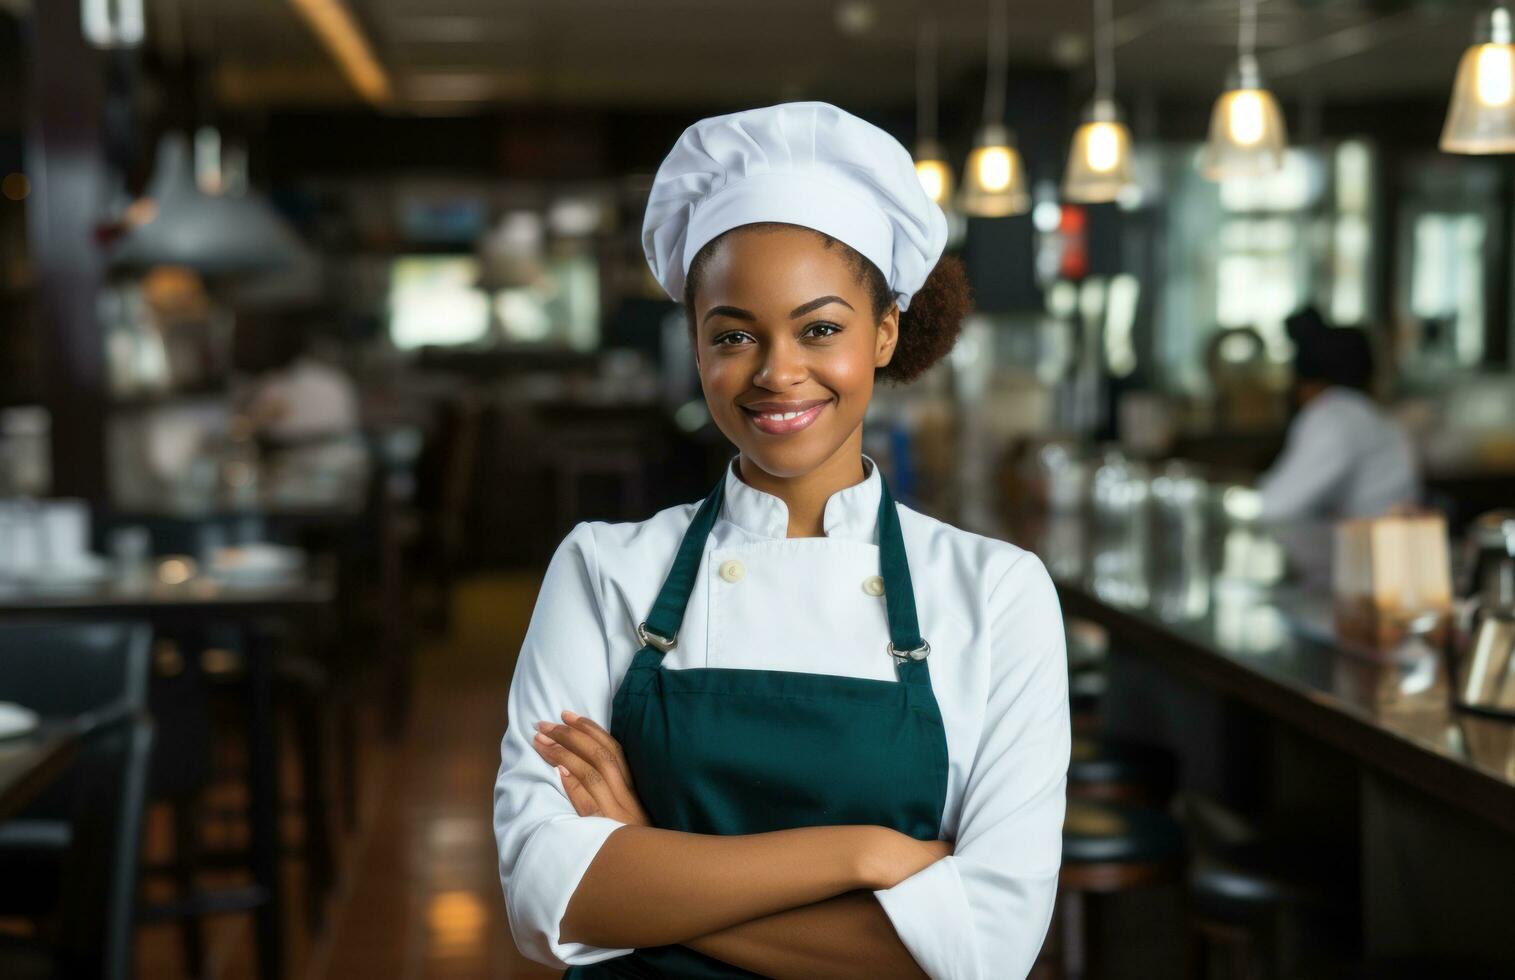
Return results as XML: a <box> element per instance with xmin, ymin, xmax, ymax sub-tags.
<box><xmin>1201</xmin><ymin>85</ymin><xmax>1287</xmax><ymax>179</ymax></box>
<box><xmin>914</xmin><ymin>145</ymin><xmax>954</xmax><ymax>207</ymax></box>
<box><xmin>959</xmin><ymin>124</ymin><xmax>1029</xmax><ymax>216</ymax></box>
<box><xmin>1443</xmin><ymin>7</ymin><xmax>1515</xmax><ymax>153</ymax></box>
<box><xmin>1064</xmin><ymin>0</ymin><xmax>1136</xmax><ymax>204</ymax></box>
<box><xmin>974</xmin><ymin>145</ymin><xmax>1013</xmax><ymax>192</ymax></box>
<box><xmin>1084</xmin><ymin>123</ymin><xmax>1122</xmax><ymax>173</ymax></box>
<box><xmin>1477</xmin><ymin>44</ymin><xmax>1515</xmax><ymax>105</ymax></box>
<box><xmin>1201</xmin><ymin>0</ymin><xmax>1287</xmax><ymax>179</ymax></box>
<box><xmin>288</xmin><ymin>0</ymin><xmax>391</xmax><ymax>104</ymax></box>
<box><xmin>1227</xmin><ymin>90</ymin><xmax>1267</xmax><ymax>146</ymax></box>
<box><xmin>1064</xmin><ymin>99</ymin><xmax>1134</xmax><ymax>204</ymax></box>
<box><xmin>960</xmin><ymin>0</ymin><xmax>1028</xmax><ymax>217</ymax></box>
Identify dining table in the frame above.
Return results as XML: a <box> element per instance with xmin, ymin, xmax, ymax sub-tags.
<box><xmin>0</xmin><ymin>568</ymin><xmax>336</xmax><ymax>980</ymax></box>
<box><xmin>0</xmin><ymin>723</ymin><xmax>82</xmax><ymax>823</ymax></box>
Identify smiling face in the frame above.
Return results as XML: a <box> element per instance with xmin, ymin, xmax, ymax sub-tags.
<box><xmin>688</xmin><ymin>224</ymin><xmax>899</xmax><ymax>480</ymax></box>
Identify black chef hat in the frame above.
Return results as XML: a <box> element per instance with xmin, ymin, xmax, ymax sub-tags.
<box><xmin>1285</xmin><ymin>306</ymin><xmax>1373</xmax><ymax>391</ymax></box>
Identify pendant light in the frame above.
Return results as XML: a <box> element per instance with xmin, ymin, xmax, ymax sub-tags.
<box><xmin>959</xmin><ymin>0</ymin><xmax>1029</xmax><ymax>217</ymax></box>
<box><xmin>914</xmin><ymin>14</ymin><xmax>954</xmax><ymax>207</ymax></box>
<box><xmin>1441</xmin><ymin>5</ymin><xmax>1515</xmax><ymax>153</ymax></box>
<box><xmin>112</xmin><ymin>132</ymin><xmax>308</xmax><ymax>275</ymax></box>
<box><xmin>113</xmin><ymin>0</ymin><xmax>306</xmax><ymax>275</ymax></box>
<box><xmin>1064</xmin><ymin>0</ymin><xmax>1134</xmax><ymax>203</ymax></box>
<box><xmin>1200</xmin><ymin>0</ymin><xmax>1287</xmax><ymax>180</ymax></box>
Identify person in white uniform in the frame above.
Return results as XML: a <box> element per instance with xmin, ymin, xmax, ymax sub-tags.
<box><xmin>1257</xmin><ymin>308</ymin><xmax>1421</xmax><ymax>522</ymax></box>
<box><xmin>493</xmin><ymin>102</ymin><xmax>1069</xmax><ymax>980</ymax></box>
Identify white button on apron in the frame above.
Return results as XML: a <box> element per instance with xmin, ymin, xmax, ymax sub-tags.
<box><xmin>862</xmin><ymin>575</ymin><xmax>886</xmax><ymax>596</ymax></box>
<box><xmin>718</xmin><ymin>559</ymin><xmax>746</xmax><ymax>583</ymax></box>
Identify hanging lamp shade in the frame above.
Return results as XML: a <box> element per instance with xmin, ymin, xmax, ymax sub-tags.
<box><xmin>914</xmin><ymin>139</ymin><xmax>955</xmax><ymax>207</ymax></box>
<box><xmin>1199</xmin><ymin>57</ymin><xmax>1288</xmax><ymax>180</ymax></box>
<box><xmin>959</xmin><ymin>123</ymin><xmax>1030</xmax><ymax>217</ymax></box>
<box><xmin>1064</xmin><ymin>98</ymin><xmax>1134</xmax><ymax>203</ymax></box>
<box><xmin>1441</xmin><ymin>6</ymin><xmax>1515</xmax><ymax>153</ymax></box>
<box><xmin>112</xmin><ymin>132</ymin><xmax>307</xmax><ymax>276</ymax></box>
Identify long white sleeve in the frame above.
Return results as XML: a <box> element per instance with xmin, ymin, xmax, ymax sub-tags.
<box><xmin>873</xmin><ymin>552</ymin><xmax>1070</xmax><ymax>980</ymax></box>
<box><xmin>1257</xmin><ymin>402</ymin><xmax>1354</xmax><ymax>522</ymax></box>
<box><xmin>492</xmin><ymin>522</ymin><xmax>633</xmax><ymax>969</ymax></box>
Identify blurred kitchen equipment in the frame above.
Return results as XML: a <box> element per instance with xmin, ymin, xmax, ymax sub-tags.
<box><xmin>1458</xmin><ymin>600</ymin><xmax>1515</xmax><ymax>719</ymax></box>
<box><xmin>1037</xmin><ymin>440</ymin><xmax>1091</xmax><ymax>512</ymax></box>
<box><xmin>1455</xmin><ymin>517</ymin><xmax>1515</xmax><ymax>719</ymax></box>
<box><xmin>109</xmin><ymin>525</ymin><xmax>152</xmax><ymax>591</ymax></box>
<box><xmin>1460</xmin><ymin>510</ymin><xmax>1515</xmax><ymax>601</ymax></box>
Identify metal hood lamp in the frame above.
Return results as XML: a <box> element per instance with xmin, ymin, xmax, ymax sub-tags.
<box><xmin>112</xmin><ymin>132</ymin><xmax>308</xmax><ymax>275</ymax></box>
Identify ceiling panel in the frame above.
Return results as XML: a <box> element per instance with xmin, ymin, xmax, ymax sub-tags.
<box><xmin>165</xmin><ymin>0</ymin><xmax>1486</xmax><ymax>111</ymax></box>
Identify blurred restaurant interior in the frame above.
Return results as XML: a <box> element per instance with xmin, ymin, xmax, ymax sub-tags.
<box><xmin>2</xmin><ymin>0</ymin><xmax>1515</xmax><ymax>978</ymax></box>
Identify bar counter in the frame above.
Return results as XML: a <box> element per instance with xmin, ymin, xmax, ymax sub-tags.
<box><xmin>969</xmin><ymin>490</ymin><xmax>1515</xmax><ymax>957</ymax></box>
<box><xmin>990</xmin><ymin>505</ymin><xmax>1515</xmax><ymax>835</ymax></box>
<box><xmin>974</xmin><ymin>497</ymin><xmax>1515</xmax><ymax>960</ymax></box>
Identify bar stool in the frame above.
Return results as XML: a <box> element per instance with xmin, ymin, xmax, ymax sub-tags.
<box><xmin>1046</xmin><ymin>799</ymin><xmax>1186</xmax><ymax>980</ymax></box>
<box><xmin>1068</xmin><ymin>670</ymin><xmax>1108</xmax><ymax>732</ymax></box>
<box><xmin>1066</xmin><ymin>619</ymin><xmax>1109</xmax><ymax>733</ymax></box>
<box><xmin>1187</xmin><ymin>832</ymin><xmax>1356</xmax><ymax>980</ymax></box>
<box><xmin>1067</xmin><ymin>734</ymin><xmax>1178</xmax><ymax>806</ymax></box>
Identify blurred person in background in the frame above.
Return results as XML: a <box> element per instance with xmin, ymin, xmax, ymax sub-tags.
<box><xmin>493</xmin><ymin>102</ymin><xmax>1069</xmax><ymax>980</ymax></box>
<box><xmin>1257</xmin><ymin>307</ymin><xmax>1420</xmax><ymax>521</ymax></box>
<box><xmin>236</xmin><ymin>311</ymin><xmax>366</xmax><ymax>495</ymax></box>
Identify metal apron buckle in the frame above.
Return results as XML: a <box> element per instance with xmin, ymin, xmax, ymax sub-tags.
<box><xmin>887</xmin><ymin>639</ymin><xmax>931</xmax><ymax>662</ymax></box>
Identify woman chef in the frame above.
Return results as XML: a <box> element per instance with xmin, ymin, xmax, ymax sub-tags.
<box><xmin>493</xmin><ymin>102</ymin><xmax>1069</xmax><ymax>980</ymax></box>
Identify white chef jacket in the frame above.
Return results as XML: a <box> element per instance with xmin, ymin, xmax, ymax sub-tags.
<box><xmin>1256</xmin><ymin>387</ymin><xmax>1420</xmax><ymax>522</ymax></box>
<box><xmin>493</xmin><ymin>454</ymin><xmax>1069</xmax><ymax>980</ymax></box>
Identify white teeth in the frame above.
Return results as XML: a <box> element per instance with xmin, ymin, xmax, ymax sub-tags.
<box><xmin>757</xmin><ymin>408</ymin><xmax>809</xmax><ymax>421</ymax></box>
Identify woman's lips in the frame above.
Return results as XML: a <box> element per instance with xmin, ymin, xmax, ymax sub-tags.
<box><xmin>742</xmin><ymin>400</ymin><xmax>830</xmax><ymax>435</ymax></box>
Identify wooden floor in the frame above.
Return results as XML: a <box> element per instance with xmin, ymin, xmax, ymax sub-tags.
<box><xmin>136</xmin><ymin>573</ymin><xmax>561</xmax><ymax>980</ymax></box>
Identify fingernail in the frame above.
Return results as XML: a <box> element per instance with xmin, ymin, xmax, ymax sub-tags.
<box><xmin>534</xmin><ymin>721</ymin><xmax>551</xmax><ymax>732</ymax></box>
<box><xmin>561</xmin><ymin>710</ymin><xmax>579</xmax><ymax>722</ymax></box>
<box><xmin>556</xmin><ymin>766</ymin><xmax>570</xmax><ymax>778</ymax></box>
<box><xmin>533</xmin><ymin>731</ymin><xmax>553</xmax><ymax>745</ymax></box>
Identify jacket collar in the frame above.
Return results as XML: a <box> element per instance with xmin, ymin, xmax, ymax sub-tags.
<box><xmin>719</xmin><ymin>453</ymin><xmax>882</xmax><ymax>542</ymax></box>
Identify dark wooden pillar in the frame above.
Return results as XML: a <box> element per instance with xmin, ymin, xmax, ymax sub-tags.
<box><xmin>23</xmin><ymin>0</ymin><xmax>110</xmax><ymax>501</ymax></box>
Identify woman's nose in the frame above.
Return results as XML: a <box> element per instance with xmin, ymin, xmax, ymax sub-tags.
<box><xmin>753</xmin><ymin>339</ymin><xmax>807</xmax><ymax>388</ymax></box>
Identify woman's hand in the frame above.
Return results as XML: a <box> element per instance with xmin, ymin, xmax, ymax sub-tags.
<box><xmin>531</xmin><ymin>710</ymin><xmax>652</xmax><ymax>827</ymax></box>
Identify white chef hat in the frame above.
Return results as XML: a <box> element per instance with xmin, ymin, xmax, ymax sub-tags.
<box><xmin>642</xmin><ymin>101</ymin><xmax>949</xmax><ymax>311</ymax></box>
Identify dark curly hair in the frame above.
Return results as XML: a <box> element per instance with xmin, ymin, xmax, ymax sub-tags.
<box><xmin>683</xmin><ymin>222</ymin><xmax>971</xmax><ymax>385</ymax></box>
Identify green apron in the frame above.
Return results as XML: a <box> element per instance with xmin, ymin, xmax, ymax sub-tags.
<box><xmin>563</xmin><ymin>466</ymin><xmax>949</xmax><ymax>979</ymax></box>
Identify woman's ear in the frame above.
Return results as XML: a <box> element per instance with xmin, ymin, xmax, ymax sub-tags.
<box><xmin>874</xmin><ymin>304</ymin><xmax>900</xmax><ymax>368</ymax></box>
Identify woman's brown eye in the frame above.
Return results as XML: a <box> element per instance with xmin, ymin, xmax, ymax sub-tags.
<box><xmin>806</xmin><ymin>322</ymin><xmax>841</xmax><ymax>338</ymax></box>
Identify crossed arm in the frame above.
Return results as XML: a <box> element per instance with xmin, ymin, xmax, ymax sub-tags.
<box><xmin>535</xmin><ymin>712</ymin><xmax>943</xmax><ymax>979</ymax></box>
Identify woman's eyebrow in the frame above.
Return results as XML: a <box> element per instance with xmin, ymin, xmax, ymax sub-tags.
<box><xmin>789</xmin><ymin>295</ymin><xmax>854</xmax><ymax>318</ymax></box>
<box><xmin>702</xmin><ymin>305</ymin><xmax>755</xmax><ymax>325</ymax></box>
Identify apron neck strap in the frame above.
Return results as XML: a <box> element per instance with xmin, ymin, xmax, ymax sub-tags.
<box><xmin>638</xmin><ymin>461</ymin><xmax>926</xmax><ymax>658</ymax></box>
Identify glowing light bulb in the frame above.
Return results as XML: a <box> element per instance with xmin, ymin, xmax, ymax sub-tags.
<box><xmin>1476</xmin><ymin>44</ymin><xmax>1514</xmax><ymax>106</ymax></box>
<box><xmin>976</xmin><ymin>147</ymin><xmax>1013</xmax><ymax>192</ymax></box>
<box><xmin>1084</xmin><ymin>122</ymin><xmax>1121</xmax><ymax>173</ymax></box>
<box><xmin>1227</xmin><ymin>91</ymin><xmax>1266</xmax><ymax>146</ymax></box>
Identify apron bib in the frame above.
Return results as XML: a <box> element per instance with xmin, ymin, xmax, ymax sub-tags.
<box><xmin>563</xmin><ymin>466</ymin><xmax>949</xmax><ymax>979</ymax></box>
